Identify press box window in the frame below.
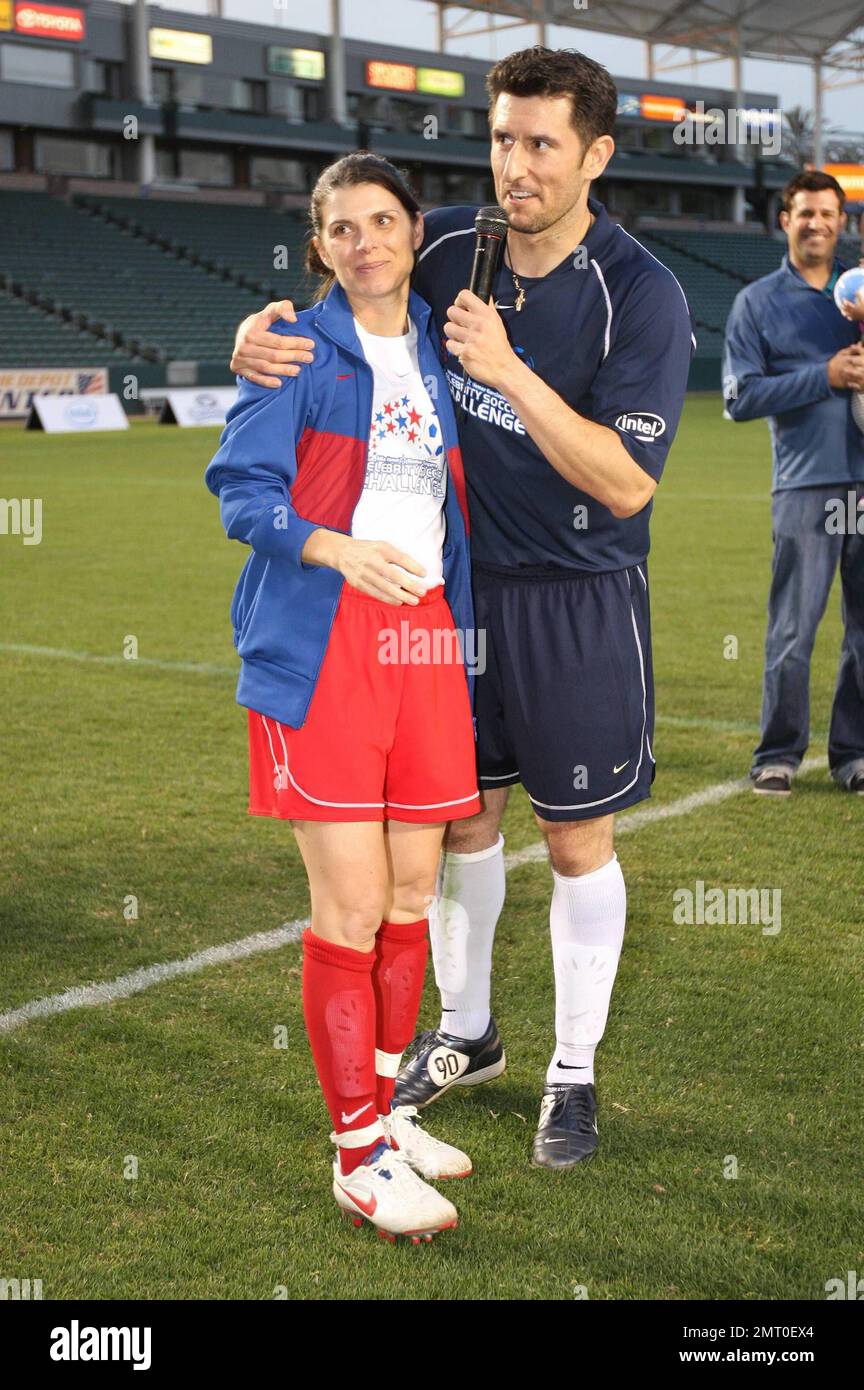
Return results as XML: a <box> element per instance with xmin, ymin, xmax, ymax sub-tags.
<box><xmin>0</xmin><ymin>43</ymin><xmax>75</xmax><ymax>89</ymax></box>
<box><xmin>35</xmin><ymin>137</ymin><xmax>113</xmax><ymax>177</ymax></box>
<box><xmin>174</xmin><ymin>71</ymin><xmax>205</xmax><ymax>109</ymax></box>
<box><xmin>152</xmin><ymin>68</ymin><xmax>172</xmax><ymax>102</ymax></box>
<box><xmin>178</xmin><ymin>148</ymin><xmax>233</xmax><ymax>186</ymax></box>
<box><xmin>251</xmin><ymin>157</ymin><xmax>307</xmax><ymax>192</ymax></box>
<box><xmin>270</xmin><ymin>84</ymin><xmax>318</xmax><ymax>121</ymax></box>
<box><xmin>227</xmin><ymin>79</ymin><xmax>266</xmax><ymax>113</ymax></box>
<box><xmin>84</xmin><ymin>61</ymin><xmax>124</xmax><ymax>99</ymax></box>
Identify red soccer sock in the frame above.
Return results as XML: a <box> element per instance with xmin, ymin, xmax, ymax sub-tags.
<box><xmin>301</xmin><ymin>928</ymin><xmax>382</xmax><ymax>1176</ymax></box>
<box><xmin>372</xmin><ymin>918</ymin><xmax>429</xmax><ymax>1115</ymax></box>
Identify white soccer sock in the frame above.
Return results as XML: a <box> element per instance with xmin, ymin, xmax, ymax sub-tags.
<box><xmin>546</xmin><ymin>854</ymin><xmax>626</xmax><ymax>1088</ymax></box>
<box><xmin>430</xmin><ymin>834</ymin><xmax>505</xmax><ymax>1041</ymax></box>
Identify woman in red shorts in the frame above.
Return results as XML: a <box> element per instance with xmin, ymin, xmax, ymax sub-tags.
<box><xmin>205</xmin><ymin>153</ymin><xmax>479</xmax><ymax>1243</ymax></box>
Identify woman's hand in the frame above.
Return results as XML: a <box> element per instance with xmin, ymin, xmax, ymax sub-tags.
<box><xmin>302</xmin><ymin>530</ymin><xmax>427</xmax><ymax>605</ymax></box>
<box><xmin>230</xmin><ymin>300</ymin><xmax>317</xmax><ymax>387</ymax></box>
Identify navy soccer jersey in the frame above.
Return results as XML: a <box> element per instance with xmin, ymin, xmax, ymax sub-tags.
<box><xmin>413</xmin><ymin>196</ymin><xmax>695</xmax><ymax>570</ymax></box>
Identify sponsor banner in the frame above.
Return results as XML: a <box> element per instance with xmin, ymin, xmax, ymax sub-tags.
<box><xmin>14</xmin><ymin>2</ymin><xmax>84</xmax><ymax>40</ymax></box>
<box><xmin>267</xmin><ymin>46</ymin><xmax>325</xmax><ymax>80</ymax></box>
<box><xmin>824</xmin><ymin>163</ymin><xmax>864</xmax><ymax>202</ymax></box>
<box><xmin>148</xmin><ymin>28</ymin><xmax>212</xmax><ymax>65</ymax></box>
<box><xmin>365</xmin><ymin>60</ymin><xmax>465</xmax><ymax>97</ymax></box>
<box><xmin>0</xmin><ymin>0</ymin><xmax>13</xmax><ymax>31</ymax></box>
<box><xmin>0</xmin><ymin>367</ymin><xmax>106</xmax><ymax>419</ymax></box>
<box><xmin>416</xmin><ymin>67</ymin><xmax>464</xmax><ymax>98</ymax></box>
<box><xmin>641</xmin><ymin>94</ymin><xmax>687</xmax><ymax>122</ymax></box>
<box><xmin>26</xmin><ymin>393</ymin><xmax>128</xmax><ymax>432</ymax></box>
<box><xmin>366</xmin><ymin>60</ymin><xmax>416</xmax><ymax>92</ymax></box>
<box><xmin>617</xmin><ymin>92</ymin><xmax>640</xmax><ymax>118</ymax></box>
<box><xmin>159</xmin><ymin>387</ymin><xmax>237</xmax><ymax>426</ymax></box>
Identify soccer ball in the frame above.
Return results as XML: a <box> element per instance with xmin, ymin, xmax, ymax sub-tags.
<box><xmin>833</xmin><ymin>265</ymin><xmax>864</xmax><ymax>315</ymax></box>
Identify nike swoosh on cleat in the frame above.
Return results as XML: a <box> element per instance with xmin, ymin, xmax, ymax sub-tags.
<box><xmin>544</xmin><ymin>1138</ymin><xmax>567</xmax><ymax>1144</ymax></box>
<box><xmin>341</xmin><ymin>1102</ymin><xmax>373</xmax><ymax>1125</ymax></box>
<box><xmin>556</xmin><ymin>1062</ymin><xmax>588</xmax><ymax>1070</ymax></box>
<box><xmin>335</xmin><ymin>1183</ymin><xmax>377</xmax><ymax>1218</ymax></box>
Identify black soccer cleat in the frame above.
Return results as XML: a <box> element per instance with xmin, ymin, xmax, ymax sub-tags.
<box><xmin>530</xmin><ymin>1083</ymin><xmax>599</xmax><ymax>1169</ymax></box>
<box><xmin>393</xmin><ymin>1018</ymin><xmax>506</xmax><ymax>1110</ymax></box>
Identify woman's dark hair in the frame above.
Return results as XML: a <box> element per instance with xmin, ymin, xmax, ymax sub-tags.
<box><xmin>486</xmin><ymin>46</ymin><xmax>617</xmax><ymax>153</ymax></box>
<box><xmin>305</xmin><ymin>152</ymin><xmax>421</xmax><ymax>301</ymax></box>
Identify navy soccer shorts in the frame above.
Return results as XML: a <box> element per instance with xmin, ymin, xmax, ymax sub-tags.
<box><xmin>471</xmin><ymin>561</ymin><xmax>656</xmax><ymax>823</ymax></box>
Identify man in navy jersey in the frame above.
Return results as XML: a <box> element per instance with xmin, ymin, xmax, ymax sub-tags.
<box><xmin>229</xmin><ymin>47</ymin><xmax>694</xmax><ymax>1168</ymax></box>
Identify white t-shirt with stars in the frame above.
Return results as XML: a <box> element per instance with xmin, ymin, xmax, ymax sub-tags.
<box><xmin>351</xmin><ymin>316</ymin><xmax>446</xmax><ymax>591</ymax></box>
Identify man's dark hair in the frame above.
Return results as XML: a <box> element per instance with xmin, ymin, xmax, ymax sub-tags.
<box><xmin>782</xmin><ymin>169</ymin><xmax>845</xmax><ymax>214</ymax></box>
<box><xmin>485</xmin><ymin>46</ymin><xmax>618</xmax><ymax>152</ymax></box>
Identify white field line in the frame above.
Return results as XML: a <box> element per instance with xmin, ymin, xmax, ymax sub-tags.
<box><xmin>0</xmin><ymin>645</ymin><xmax>834</xmax><ymax>742</ymax></box>
<box><xmin>0</xmin><ymin>757</ymin><xmax>829</xmax><ymax>1036</ymax></box>
<box><xmin>503</xmin><ymin>756</ymin><xmax>827</xmax><ymax>869</ymax></box>
<box><xmin>0</xmin><ymin>925</ymin><xmax>307</xmax><ymax>1035</ymax></box>
<box><xmin>0</xmin><ymin>643</ymin><xmax>235</xmax><ymax>676</ymax></box>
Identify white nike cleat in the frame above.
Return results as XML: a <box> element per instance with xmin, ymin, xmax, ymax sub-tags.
<box><xmin>332</xmin><ymin>1140</ymin><xmax>459</xmax><ymax>1243</ymax></box>
<box><xmin>382</xmin><ymin>1106</ymin><xmax>472</xmax><ymax>1180</ymax></box>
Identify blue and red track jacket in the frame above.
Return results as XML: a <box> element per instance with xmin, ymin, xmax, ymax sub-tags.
<box><xmin>205</xmin><ymin>280</ymin><xmax>475</xmax><ymax>729</ymax></box>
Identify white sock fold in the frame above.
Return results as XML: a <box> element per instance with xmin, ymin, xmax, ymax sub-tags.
<box><xmin>430</xmin><ymin>833</ymin><xmax>505</xmax><ymax>1040</ymax></box>
<box><xmin>546</xmin><ymin>853</ymin><xmax>626</xmax><ymax>1088</ymax></box>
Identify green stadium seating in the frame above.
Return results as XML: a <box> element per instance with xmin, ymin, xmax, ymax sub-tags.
<box><xmin>74</xmin><ymin>194</ymin><xmax>313</xmax><ymax>309</ymax></box>
<box><xmin>0</xmin><ymin>190</ymin><xmax>309</xmax><ymax>368</ymax></box>
<box><xmin>1</xmin><ymin>189</ymin><xmax>858</xmax><ymax>371</ymax></box>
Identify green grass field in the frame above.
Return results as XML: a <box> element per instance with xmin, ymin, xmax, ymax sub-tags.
<box><xmin>1</xmin><ymin>399</ymin><xmax>861</xmax><ymax>1301</ymax></box>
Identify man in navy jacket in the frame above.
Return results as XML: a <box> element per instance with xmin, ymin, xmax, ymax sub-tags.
<box><xmin>723</xmin><ymin>169</ymin><xmax>864</xmax><ymax>796</ymax></box>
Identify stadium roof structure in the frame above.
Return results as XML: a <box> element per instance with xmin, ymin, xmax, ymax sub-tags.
<box><xmin>432</xmin><ymin>1</ymin><xmax>864</xmax><ymax>73</ymax></box>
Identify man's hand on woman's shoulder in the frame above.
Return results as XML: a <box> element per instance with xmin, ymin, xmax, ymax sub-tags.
<box><xmin>231</xmin><ymin>299</ymin><xmax>317</xmax><ymax>388</ymax></box>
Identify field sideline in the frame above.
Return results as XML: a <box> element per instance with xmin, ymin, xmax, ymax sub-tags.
<box><xmin>1</xmin><ymin>397</ymin><xmax>861</xmax><ymax>1301</ymax></box>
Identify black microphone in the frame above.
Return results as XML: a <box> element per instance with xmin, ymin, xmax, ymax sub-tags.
<box><xmin>453</xmin><ymin>206</ymin><xmax>508</xmax><ymax>424</ymax></box>
<box><xmin>468</xmin><ymin>205</ymin><xmax>508</xmax><ymax>302</ymax></box>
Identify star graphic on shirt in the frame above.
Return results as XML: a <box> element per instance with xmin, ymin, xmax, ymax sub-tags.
<box><xmin>408</xmin><ymin>406</ymin><xmax>422</xmax><ymax>426</ymax></box>
<box><xmin>375</xmin><ymin>411</ymin><xmax>384</xmax><ymax>424</ymax></box>
<box><xmin>396</xmin><ymin>413</ymin><xmax>407</xmax><ymax>429</ymax></box>
<box><xmin>383</xmin><ymin>401</ymin><xmax>394</xmax><ymax>415</ymax></box>
<box><xmin>401</xmin><ymin>395</ymin><xmax>409</xmax><ymax>406</ymax></box>
<box><xmin>407</xmin><ymin>427</ymin><xmax>418</xmax><ymax>443</ymax></box>
<box><xmin>386</xmin><ymin>419</ymin><xmax>396</xmax><ymax>433</ymax></box>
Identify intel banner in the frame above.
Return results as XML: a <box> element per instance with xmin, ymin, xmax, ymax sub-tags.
<box><xmin>160</xmin><ymin>388</ymin><xmax>237</xmax><ymax>426</ymax></box>
<box><xmin>0</xmin><ymin>368</ymin><xmax>108</xmax><ymax>418</ymax></box>
<box><xmin>27</xmin><ymin>394</ymin><xmax>129</xmax><ymax>432</ymax></box>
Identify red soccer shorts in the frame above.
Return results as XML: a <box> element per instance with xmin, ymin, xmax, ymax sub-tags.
<box><xmin>248</xmin><ymin>584</ymin><xmax>480</xmax><ymax>824</ymax></box>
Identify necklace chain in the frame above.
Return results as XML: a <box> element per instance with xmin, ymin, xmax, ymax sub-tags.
<box><xmin>504</xmin><ymin>208</ymin><xmax>595</xmax><ymax>312</ymax></box>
